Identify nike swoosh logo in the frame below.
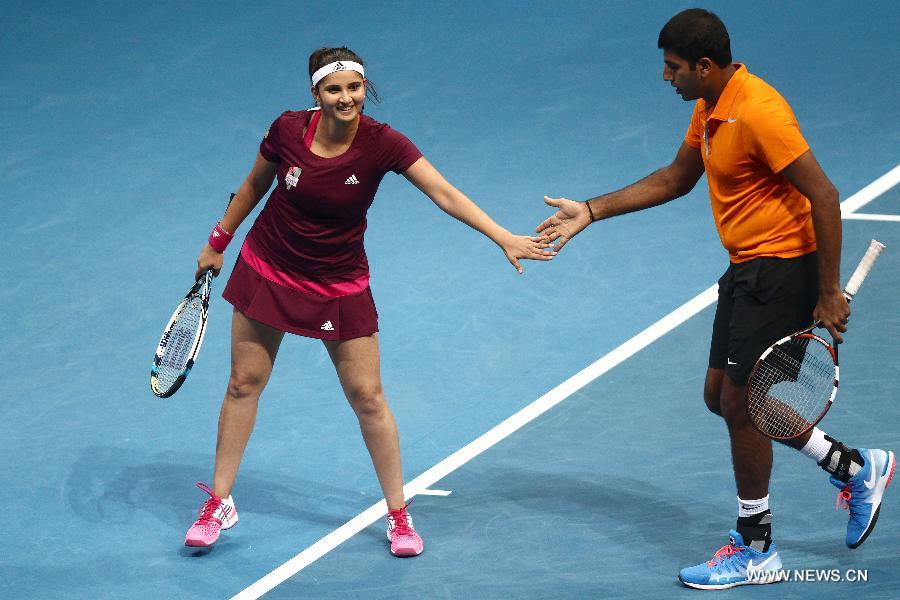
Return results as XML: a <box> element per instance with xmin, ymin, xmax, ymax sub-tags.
<box><xmin>727</xmin><ymin>118</ymin><xmax>737</xmax><ymax>123</ymax></box>
<box><xmin>864</xmin><ymin>450</ymin><xmax>878</xmax><ymax>489</ymax></box>
<box><xmin>727</xmin><ymin>359</ymin><xmax>738</xmax><ymax>365</ymax></box>
<box><xmin>747</xmin><ymin>552</ymin><xmax>778</xmax><ymax>575</ymax></box>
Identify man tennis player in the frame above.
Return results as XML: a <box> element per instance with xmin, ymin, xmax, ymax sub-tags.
<box><xmin>536</xmin><ymin>8</ymin><xmax>894</xmax><ymax>589</ymax></box>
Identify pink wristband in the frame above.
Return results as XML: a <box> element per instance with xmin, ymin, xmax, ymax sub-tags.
<box><xmin>208</xmin><ymin>223</ymin><xmax>234</xmax><ymax>253</ymax></box>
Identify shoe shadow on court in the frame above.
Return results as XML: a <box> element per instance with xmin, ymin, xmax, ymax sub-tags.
<box><xmin>65</xmin><ymin>445</ymin><xmax>366</xmax><ymax>556</ymax></box>
<box><xmin>480</xmin><ymin>468</ymin><xmax>876</xmax><ymax>583</ymax></box>
<box><xmin>350</xmin><ymin>467</ymin><xmax>724</xmax><ymax>556</ymax></box>
<box><xmin>481</xmin><ymin>467</ymin><xmax>718</xmax><ymax>545</ymax></box>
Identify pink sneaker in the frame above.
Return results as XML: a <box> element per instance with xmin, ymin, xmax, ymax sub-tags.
<box><xmin>386</xmin><ymin>504</ymin><xmax>423</xmax><ymax>557</ymax></box>
<box><xmin>184</xmin><ymin>482</ymin><xmax>239</xmax><ymax>547</ymax></box>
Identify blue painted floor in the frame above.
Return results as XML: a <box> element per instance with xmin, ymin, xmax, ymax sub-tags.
<box><xmin>2</xmin><ymin>1</ymin><xmax>898</xmax><ymax>598</ymax></box>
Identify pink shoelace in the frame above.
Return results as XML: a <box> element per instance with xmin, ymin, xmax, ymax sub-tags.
<box><xmin>194</xmin><ymin>482</ymin><xmax>224</xmax><ymax>527</ymax></box>
<box><xmin>706</xmin><ymin>543</ymin><xmax>744</xmax><ymax>567</ymax></box>
<box><xmin>835</xmin><ymin>484</ymin><xmax>853</xmax><ymax>511</ymax></box>
<box><xmin>388</xmin><ymin>502</ymin><xmax>414</xmax><ymax>537</ymax></box>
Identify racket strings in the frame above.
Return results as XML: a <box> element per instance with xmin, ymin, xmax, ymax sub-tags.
<box><xmin>748</xmin><ymin>338</ymin><xmax>836</xmax><ymax>438</ymax></box>
<box><xmin>155</xmin><ymin>300</ymin><xmax>204</xmax><ymax>391</ymax></box>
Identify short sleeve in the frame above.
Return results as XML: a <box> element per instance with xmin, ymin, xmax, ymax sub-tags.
<box><xmin>743</xmin><ymin>97</ymin><xmax>810</xmax><ymax>174</ymax></box>
<box><xmin>373</xmin><ymin>125</ymin><xmax>423</xmax><ymax>174</ymax></box>
<box><xmin>684</xmin><ymin>102</ymin><xmax>704</xmax><ymax>149</ymax></box>
<box><xmin>259</xmin><ymin>112</ymin><xmax>288</xmax><ymax>163</ymax></box>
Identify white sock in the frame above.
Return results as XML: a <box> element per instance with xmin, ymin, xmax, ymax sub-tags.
<box><xmin>798</xmin><ymin>427</ymin><xmax>831</xmax><ymax>464</ymax></box>
<box><xmin>737</xmin><ymin>495</ymin><xmax>769</xmax><ymax>518</ymax></box>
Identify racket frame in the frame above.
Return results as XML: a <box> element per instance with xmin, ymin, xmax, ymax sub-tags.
<box><xmin>150</xmin><ymin>270</ymin><xmax>214</xmax><ymax>398</ymax></box>
<box><xmin>745</xmin><ymin>239</ymin><xmax>884</xmax><ymax>439</ymax></box>
<box><xmin>746</xmin><ymin>328</ymin><xmax>838</xmax><ymax>439</ymax></box>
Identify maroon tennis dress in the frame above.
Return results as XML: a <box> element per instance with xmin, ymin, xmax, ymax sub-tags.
<box><xmin>223</xmin><ymin>109</ymin><xmax>422</xmax><ymax>340</ymax></box>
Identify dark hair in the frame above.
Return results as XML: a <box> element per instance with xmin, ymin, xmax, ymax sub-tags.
<box><xmin>308</xmin><ymin>46</ymin><xmax>380</xmax><ymax>103</ymax></box>
<box><xmin>657</xmin><ymin>9</ymin><xmax>732</xmax><ymax>68</ymax></box>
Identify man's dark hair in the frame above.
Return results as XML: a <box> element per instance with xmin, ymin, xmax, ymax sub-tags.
<box><xmin>657</xmin><ymin>9</ymin><xmax>732</xmax><ymax>68</ymax></box>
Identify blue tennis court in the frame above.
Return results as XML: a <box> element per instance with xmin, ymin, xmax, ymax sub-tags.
<box><xmin>2</xmin><ymin>1</ymin><xmax>898</xmax><ymax>598</ymax></box>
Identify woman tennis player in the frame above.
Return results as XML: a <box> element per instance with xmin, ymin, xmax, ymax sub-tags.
<box><xmin>185</xmin><ymin>47</ymin><xmax>554</xmax><ymax>556</ymax></box>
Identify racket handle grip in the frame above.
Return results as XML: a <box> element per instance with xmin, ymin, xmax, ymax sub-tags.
<box><xmin>843</xmin><ymin>239</ymin><xmax>885</xmax><ymax>300</ymax></box>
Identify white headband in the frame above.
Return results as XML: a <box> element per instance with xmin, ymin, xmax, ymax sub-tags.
<box><xmin>311</xmin><ymin>61</ymin><xmax>365</xmax><ymax>87</ymax></box>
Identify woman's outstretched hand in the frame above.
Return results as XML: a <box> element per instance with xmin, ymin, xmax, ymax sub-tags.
<box><xmin>499</xmin><ymin>232</ymin><xmax>556</xmax><ymax>274</ymax></box>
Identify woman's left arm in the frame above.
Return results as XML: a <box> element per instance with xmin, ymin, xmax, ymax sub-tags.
<box><xmin>403</xmin><ymin>157</ymin><xmax>554</xmax><ymax>273</ymax></box>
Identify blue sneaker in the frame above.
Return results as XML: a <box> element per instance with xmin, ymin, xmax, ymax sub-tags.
<box><xmin>679</xmin><ymin>531</ymin><xmax>783</xmax><ymax>590</ymax></box>
<box><xmin>832</xmin><ymin>448</ymin><xmax>895</xmax><ymax>549</ymax></box>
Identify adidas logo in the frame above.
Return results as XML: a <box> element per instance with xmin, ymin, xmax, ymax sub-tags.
<box><xmin>345</xmin><ymin>174</ymin><xmax>360</xmax><ymax>185</ymax></box>
<box><xmin>321</xmin><ymin>320</ymin><xmax>335</xmax><ymax>331</ymax></box>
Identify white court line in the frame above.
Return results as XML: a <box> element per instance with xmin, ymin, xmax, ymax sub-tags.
<box><xmin>840</xmin><ymin>165</ymin><xmax>900</xmax><ymax>214</ymax></box>
<box><xmin>843</xmin><ymin>213</ymin><xmax>900</xmax><ymax>222</ymax></box>
<box><xmin>417</xmin><ymin>489</ymin><xmax>453</xmax><ymax>496</ymax></box>
<box><xmin>230</xmin><ymin>164</ymin><xmax>899</xmax><ymax>600</ymax></box>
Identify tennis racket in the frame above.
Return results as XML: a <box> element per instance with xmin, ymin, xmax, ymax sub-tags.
<box><xmin>150</xmin><ymin>269</ymin><xmax>215</xmax><ymax>398</ymax></box>
<box><xmin>746</xmin><ymin>239</ymin><xmax>886</xmax><ymax>439</ymax></box>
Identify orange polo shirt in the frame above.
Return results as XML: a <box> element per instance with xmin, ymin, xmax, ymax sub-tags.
<box><xmin>685</xmin><ymin>64</ymin><xmax>816</xmax><ymax>263</ymax></box>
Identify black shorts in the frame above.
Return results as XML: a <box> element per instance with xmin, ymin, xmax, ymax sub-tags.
<box><xmin>709</xmin><ymin>253</ymin><xmax>818</xmax><ymax>385</ymax></box>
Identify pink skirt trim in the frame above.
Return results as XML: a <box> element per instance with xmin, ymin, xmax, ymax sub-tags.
<box><xmin>223</xmin><ymin>254</ymin><xmax>379</xmax><ymax>340</ymax></box>
<box><xmin>240</xmin><ymin>240</ymin><xmax>370</xmax><ymax>298</ymax></box>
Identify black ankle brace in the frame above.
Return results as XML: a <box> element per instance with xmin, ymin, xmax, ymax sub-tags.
<box><xmin>819</xmin><ymin>435</ymin><xmax>863</xmax><ymax>483</ymax></box>
<box><xmin>737</xmin><ymin>511</ymin><xmax>772</xmax><ymax>552</ymax></box>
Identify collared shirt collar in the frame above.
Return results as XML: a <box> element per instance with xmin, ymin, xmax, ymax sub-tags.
<box><xmin>704</xmin><ymin>63</ymin><xmax>749</xmax><ymax>122</ymax></box>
